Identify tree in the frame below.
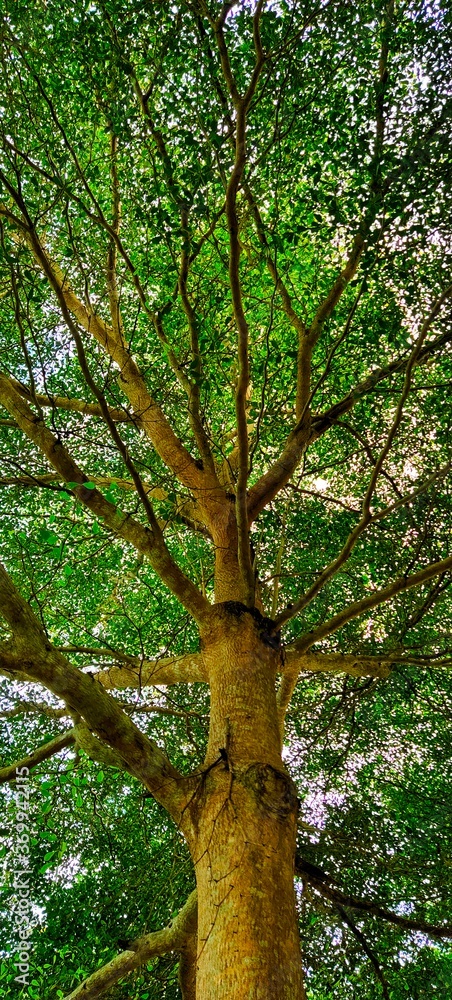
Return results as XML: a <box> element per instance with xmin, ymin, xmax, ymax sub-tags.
<box><xmin>0</xmin><ymin>0</ymin><xmax>451</xmax><ymax>996</ymax></box>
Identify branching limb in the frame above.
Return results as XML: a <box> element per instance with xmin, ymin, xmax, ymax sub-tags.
<box><xmin>293</xmin><ymin>551</ymin><xmax>452</xmax><ymax>654</ymax></box>
<box><xmin>229</xmin><ymin>100</ymin><xmax>255</xmax><ymax>604</ymax></box>
<box><xmin>248</xmin><ymin>421</ymin><xmax>312</xmax><ymax>522</ymax></box>
<box><xmin>178</xmin><ymin>910</ymin><xmax>198</xmax><ymax>1000</ymax></box>
<box><xmin>277</xmin><ymin>577</ymin><xmax>452</xmax><ymax>725</ymax></box>
<box><xmin>277</xmin><ymin>651</ymin><xmax>390</xmax><ymax>730</ymax></box>
<box><xmin>0</xmin><ymin>699</ymin><xmax>67</xmax><ymax>720</ymax></box>
<box><xmin>30</xmin><ymin>235</ymin><xmax>210</xmax><ymax>499</ymax></box>
<box><xmin>5</xmin><ymin>115</ymin><xmax>217</xmax><ymax>449</ymax></box>
<box><xmin>284</xmin><ymin>650</ymin><xmax>391</xmax><ymax>680</ymax></box>
<box><xmin>0</xmin><ymin>372</ymin><xmax>209</xmax><ymax>622</ymax></box>
<box><xmin>248</xmin><ymin>84</ymin><xmax>452</xmax><ymax>520</ymax></box>
<box><xmin>124</xmin><ymin>702</ymin><xmax>208</xmax><ymax>722</ymax></box>
<box><xmin>306</xmin><ymin>220</ymin><xmax>371</xmax><ymax>351</ymax></box>
<box><xmin>299</xmin><ymin>280</ymin><xmax>366</xmax><ymax>423</ymax></box>
<box><xmin>178</xmin><ymin>206</ymin><xmax>219</xmax><ymax>477</ymax></box>
<box><xmin>295</xmin><ymin>860</ymin><xmax>452</xmax><ymax>940</ymax></box>
<box><xmin>192</xmin><ymin>17</ymin><xmax>310</xmax><ymax>424</ymax></box>
<box><xmin>7</xmin><ymin>379</ymin><xmax>133</xmax><ymax>422</ymax></box>
<box><xmin>0</xmin><ymin>186</ymin><xmax>214</xmax><ymax>502</ymax></box>
<box><xmin>106</xmin><ymin>133</ymin><xmax>124</xmax><ymax>343</ymax></box>
<box><xmin>3</xmin><ymin>114</ymin><xmax>222</xmax><ymax>468</ymax></box>
<box><xmin>275</xmin><ymin>286</ymin><xmax>452</xmax><ymax>631</ymax></box>
<box><xmin>305</xmin><ymin>1</ymin><xmax>393</xmax><ymax>349</ymax></box>
<box><xmin>277</xmin><ymin>639</ymin><xmax>452</xmax><ymax>732</ymax></box>
<box><xmin>244</xmin><ymin>176</ymin><xmax>312</xmax><ymax>425</ymax></box>
<box><xmin>211</xmin><ymin>2</ymin><xmax>265</xmax><ymax>603</ymax></box>
<box><xmin>284</xmin><ymin>648</ymin><xmax>452</xmax><ymax>677</ymax></box>
<box><xmin>310</xmin><ymin>321</ymin><xmax>452</xmax><ymax>442</ymax></box>
<box><xmin>397</xmin><ymin>575</ymin><xmax>451</xmax><ymax>643</ymax></box>
<box><xmin>0</xmin><ymin>563</ymin><xmax>191</xmax><ymax>822</ymax></box>
<box><xmin>126</xmin><ymin>58</ymin><xmax>224</xmax><ymax>485</ymax></box>
<box><xmin>336</xmin><ymin>905</ymin><xmax>391</xmax><ymax>1000</ymax></box>
<box><xmin>73</xmin><ymin>720</ymin><xmax>128</xmax><ymax>770</ymax></box>
<box><xmin>92</xmin><ymin>651</ymin><xmax>207</xmax><ymax>688</ymax></box>
<box><xmin>241</xmin><ymin>179</ymin><xmax>307</xmax><ymax>363</ymax></box>
<box><xmin>200</xmin><ymin>0</ymin><xmax>265</xmax><ymax>607</ymax></box>
<box><xmin>0</xmin><ymin>729</ymin><xmax>75</xmax><ymax>784</ymax></box>
<box><xmin>0</xmin><ymin>471</ymin><xmax>166</xmax><ymax>498</ymax></box>
<box><xmin>249</xmin><ymin>300</ymin><xmax>452</xmax><ymax>522</ymax></box>
<box><xmin>63</xmin><ymin>890</ymin><xmax>197</xmax><ymax>1000</ymax></box>
<box><xmin>63</xmin><ymin>301</ymin><xmax>179</xmax><ymax>557</ymax></box>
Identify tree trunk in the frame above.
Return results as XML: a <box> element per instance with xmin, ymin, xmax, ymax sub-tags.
<box><xmin>184</xmin><ymin>604</ymin><xmax>306</xmax><ymax>999</ymax></box>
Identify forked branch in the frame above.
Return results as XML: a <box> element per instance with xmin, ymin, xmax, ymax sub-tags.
<box><xmin>275</xmin><ymin>286</ymin><xmax>452</xmax><ymax>630</ymax></box>
<box><xmin>106</xmin><ymin>133</ymin><xmax>124</xmax><ymax>343</ymax></box>
<box><xmin>305</xmin><ymin>0</ymin><xmax>393</xmax><ymax>349</ymax></box>
<box><xmin>0</xmin><ymin>372</ymin><xmax>210</xmax><ymax>623</ymax></box>
<box><xmin>8</xmin><ymin>380</ymin><xmax>133</xmax><ymax>422</ymax></box>
<box><xmin>336</xmin><ymin>906</ymin><xmax>390</xmax><ymax>1000</ymax></box>
<box><xmin>0</xmin><ymin>182</ymin><xmax>216</xmax><ymax>504</ymax></box>
<box><xmin>310</xmin><ymin>320</ymin><xmax>452</xmax><ymax>442</ymax></box>
<box><xmin>212</xmin><ymin>1</ymin><xmax>266</xmax><ymax>602</ymax></box>
<box><xmin>276</xmin><ymin>550</ymin><xmax>452</xmax><ymax>724</ymax></box>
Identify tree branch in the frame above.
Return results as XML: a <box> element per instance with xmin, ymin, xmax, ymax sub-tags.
<box><xmin>285</xmin><ymin>648</ymin><xmax>452</xmax><ymax>676</ymax></box>
<box><xmin>0</xmin><ymin>699</ymin><xmax>67</xmax><ymax>720</ymax></box>
<box><xmin>0</xmin><ymin>372</ymin><xmax>210</xmax><ymax>623</ymax></box>
<box><xmin>305</xmin><ymin>1</ymin><xmax>390</xmax><ymax>350</ymax></box>
<box><xmin>310</xmin><ymin>322</ymin><xmax>452</xmax><ymax>443</ymax></box>
<box><xmin>213</xmin><ymin>5</ymin><xmax>265</xmax><ymax>603</ymax></box>
<box><xmin>0</xmin><ymin>729</ymin><xmax>75</xmax><ymax>784</ymax></box>
<box><xmin>0</xmin><ymin>471</ymin><xmax>166</xmax><ymax>498</ymax></box>
<box><xmin>178</xmin><ymin>207</ymin><xmax>219</xmax><ymax>478</ymax></box>
<box><xmin>192</xmin><ymin>17</ymin><xmax>311</xmax><ymax>430</ymax></box>
<box><xmin>228</xmin><ymin>101</ymin><xmax>255</xmax><ymax>603</ymax></box>
<box><xmin>295</xmin><ymin>858</ymin><xmax>452</xmax><ymax>940</ymax></box>
<box><xmin>92</xmin><ymin>651</ymin><xmax>207</xmax><ymax>689</ymax></box>
<box><xmin>0</xmin><ymin>563</ymin><xmax>191</xmax><ymax>822</ymax></box>
<box><xmin>126</xmin><ymin>61</ymin><xmax>226</xmax><ymax>489</ymax></box>
<box><xmin>9</xmin><ymin>378</ymin><xmax>133</xmax><ymax>422</ymax></box>
<box><xmin>106</xmin><ymin>132</ymin><xmax>124</xmax><ymax>343</ymax></box>
<box><xmin>275</xmin><ymin>286</ymin><xmax>452</xmax><ymax>630</ymax></box>
<box><xmin>178</xmin><ymin>918</ymin><xmax>198</xmax><ymax>1000</ymax></box>
<box><xmin>277</xmin><ymin>650</ymin><xmax>390</xmax><ymax>729</ymax></box>
<box><xmin>0</xmin><ymin>181</ymin><xmax>220</xmax><ymax>504</ymax></box>
<box><xmin>292</xmin><ymin>552</ymin><xmax>452</xmax><ymax>653</ymax></box>
<box><xmin>284</xmin><ymin>650</ymin><xmax>391</xmax><ymax>680</ymax></box>
<box><xmin>248</xmin><ymin>299</ymin><xmax>452</xmax><ymax>522</ymax></box>
<box><xmin>63</xmin><ymin>889</ymin><xmax>197</xmax><ymax>1000</ymax></box>
<box><xmin>247</xmin><ymin>84</ymin><xmax>452</xmax><ymax>522</ymax></box>
<box><xmin>335</xmin><ymin>905</ymin><xmax>391</xmax><ymax>1000</ymax></box>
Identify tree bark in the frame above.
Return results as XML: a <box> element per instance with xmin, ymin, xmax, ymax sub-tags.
<box><xmin>184</xmin><ymin>605</ymin><xmax>306</xmax><ymax>999</ymax></box>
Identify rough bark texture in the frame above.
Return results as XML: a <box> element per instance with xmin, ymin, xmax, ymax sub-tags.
<box><xmin>184</xmin><ymin>605</ymin><xmax>306</xmax><ymax>999</ymax></box>
<box><xmin>192</xmin><ymin>768</ymin><xmax>305</xmax><ymax>999</ymax></box>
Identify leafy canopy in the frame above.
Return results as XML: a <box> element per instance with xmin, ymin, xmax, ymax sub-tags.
<box><xmin>0</xmin><ymin>1</ymin><xmax>452</xmax><ymax>998</ymax></box>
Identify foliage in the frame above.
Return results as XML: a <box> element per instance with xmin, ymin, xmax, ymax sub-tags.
<box><xmin>0</xmin><ymin>1</ymin><xmax>451</xmax><ymax>997</ymax></box>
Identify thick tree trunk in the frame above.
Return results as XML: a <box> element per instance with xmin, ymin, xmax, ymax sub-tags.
<box><xmin>192</xmin><ymin>767</ymin><xmax>305</xmax><ymax>999</ymax></box>
<box><xmin>184</xmin><ymin>605</ymin><xmax>306</xmax><ymax>999</ymax></box>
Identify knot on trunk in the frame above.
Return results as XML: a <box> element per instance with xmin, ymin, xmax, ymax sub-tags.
<box><xmin>243</xmin><ymin>763</ymin><xmax>298</xmax><ymax>819</ymax></box>
<box><xmin>218</xmin><ymin>601</ymin><xmax>281</xmax><ymax>650</ymax></box>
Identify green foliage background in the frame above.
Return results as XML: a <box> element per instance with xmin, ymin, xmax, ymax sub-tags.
<box><xmin>0</xmin><ymin>0</ymin><xmax>451</xmax><ymax>997</ymax></box>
